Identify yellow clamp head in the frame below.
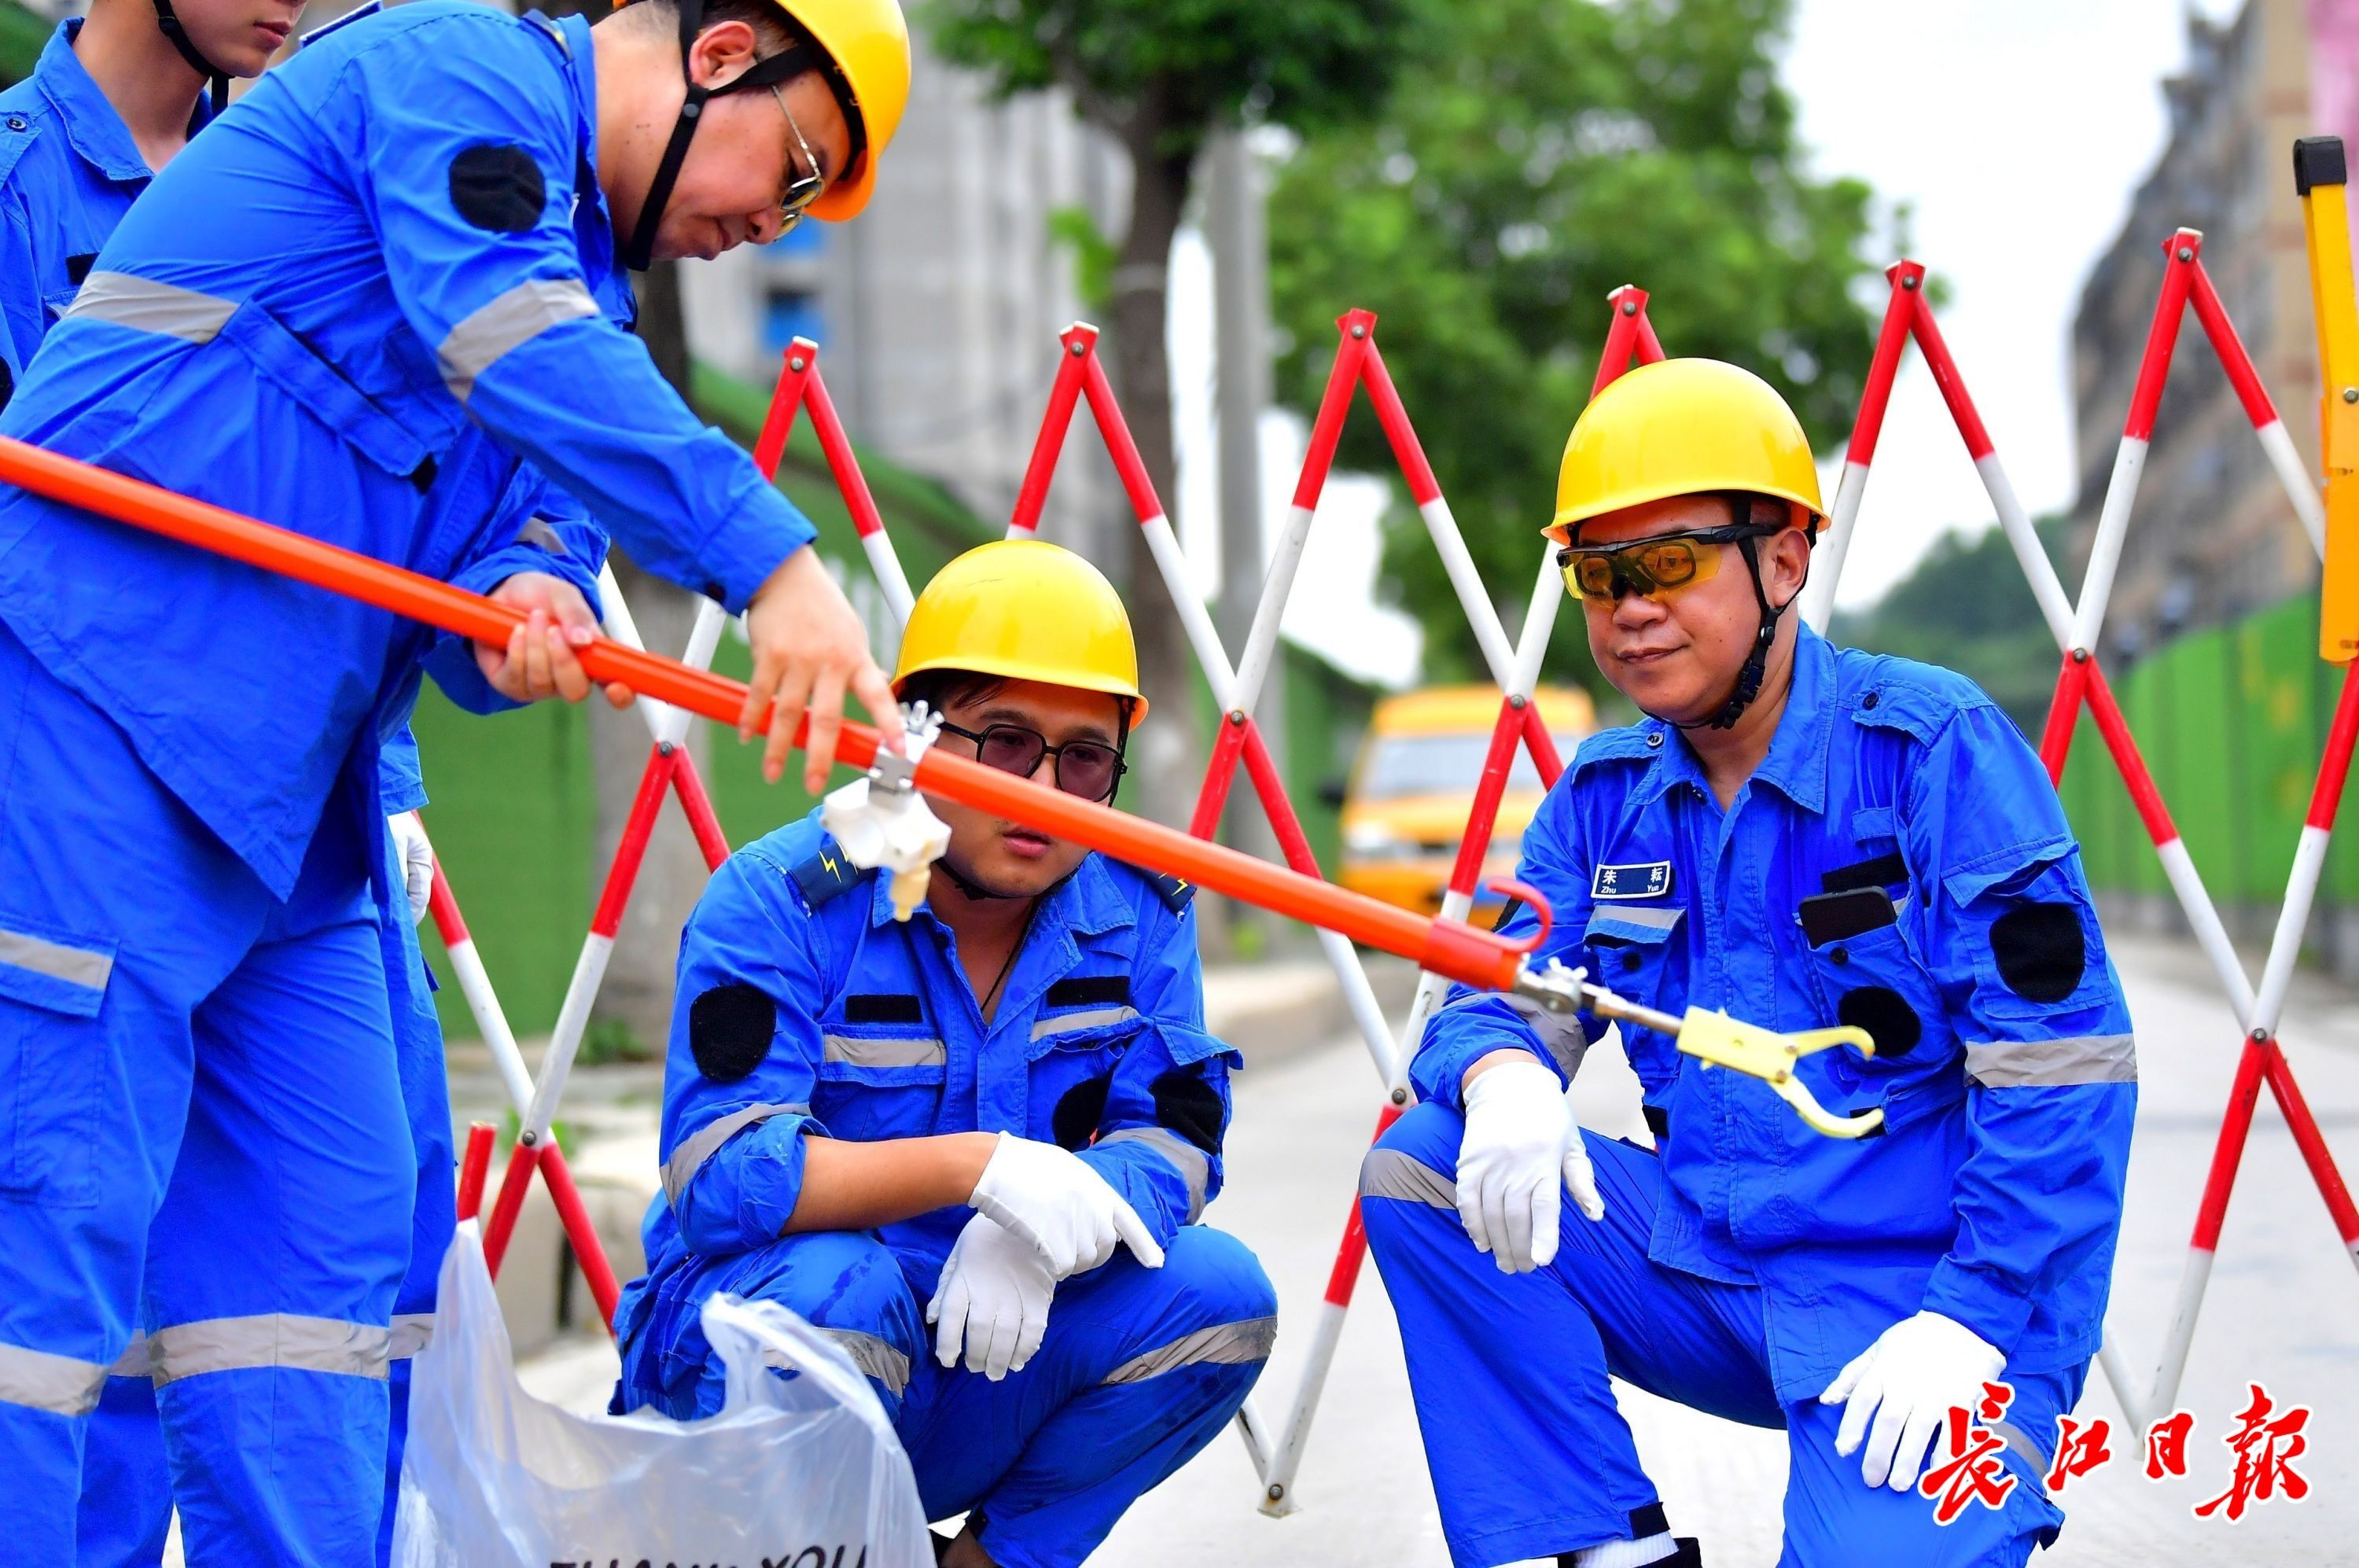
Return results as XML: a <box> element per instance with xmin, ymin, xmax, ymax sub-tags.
<box><xmin>1673</xmin><ymin>1007</ymin><xmax>1885</xmax><ymax>1140</ymax></box>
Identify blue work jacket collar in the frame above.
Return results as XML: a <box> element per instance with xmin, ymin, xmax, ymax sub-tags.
<box><xmin>1626</xmin><ymin>623</ymin><xmax>1839</xmax><ymax>816</ymax></box>
<box><xmin>37</xmin><ymin>19</ymin><xmax>212</xmax><ymax>187</ymax></box>
<box><xmin>870</xmin><ymin>850</ymin><xmax>1140</xmax><ymax>944</ymax></box>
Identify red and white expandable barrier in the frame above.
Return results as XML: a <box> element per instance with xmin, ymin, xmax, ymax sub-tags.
<box><xmin>1799</xmin><ymin>234</ymin><xmax>2359</xmax><ymax>1433</ymax></box>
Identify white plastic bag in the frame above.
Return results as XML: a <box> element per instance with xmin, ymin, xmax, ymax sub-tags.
<box><xmin>394</xmin><ymin>1223</ymin><xmax>932</xmax><ymax>1568</ymax></box>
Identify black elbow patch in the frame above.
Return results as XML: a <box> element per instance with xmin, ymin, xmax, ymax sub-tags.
<box><xmin>449</xmin><ymin>143</ymin><xmax>548</xmax><ymax>234</ymax></box>
<box><xmin>1052</xmin><ymin>1076</ymin><xmax>1112</xmax><ymax>1150</ymax></box>
<box><xmin>689</xmin><ymin>982</ymin><xmax>775</xmax><ymax>1082</ymax></box>
<box><xmin>1837</xmin><ymin>985</ymin><xmax>1922</xmax><ymax>1058</ymax></box>
<box><xmin>1990</xmin><ymin>903</ymin><xmax>2086</xmax><ymax>1003</ymax></box>
<box><xmin>1151</xmin><ymin>1067</ymin><xmax>1226</xmax><ymax>1154</ymax></box>
<box><xmin>0</xmin><ymin>359</ymin><xmax>12</xmax><ymax>416</ymax></box>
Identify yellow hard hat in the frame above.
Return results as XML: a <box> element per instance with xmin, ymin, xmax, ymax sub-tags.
<box><xmin>781</xmin><ymin>0</ymin><xmax>911</xmax><ymax>221</ymax></box>
<box><xmin>1544</xmin><ymin>359</ymin><xmax>1824</xmax><ymax>546</ymax></box>
<box><xmin>893</xmin><ymin>540</ymin><xmax>1148</xmax><ymax>721</ymax></box>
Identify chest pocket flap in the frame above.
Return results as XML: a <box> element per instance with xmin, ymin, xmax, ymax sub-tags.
<box><xmin>217</xmin><ymin>304</ymin><xmax>436</xmax><ymax>486</ymax></box>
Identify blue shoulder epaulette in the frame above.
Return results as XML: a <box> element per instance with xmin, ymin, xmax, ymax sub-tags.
<box><xmin>1145</xmin><ymin>867</ymin><xmax>1195</xmax><ymax>911</ymax></box>
<box><xmin>789</xmin><ymin>834</ymin><xmax>866</xmax><ymax>908</ymax></box>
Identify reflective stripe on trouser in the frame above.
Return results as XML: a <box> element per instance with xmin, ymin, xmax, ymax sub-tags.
<box><xmin>1360</xmin><ymin>1102</ymin><xmax>2076</xmax><ymax>1568</ymax></box>
<box><xmin>0</xmin><ymin>626</ymin><xmax>411</xmax><ymax>1567</ymax></box>
<box><xmin>617</xmin><ymin>1225</ymin><xmax>1275</xmax><ymax>1568</ymax></box>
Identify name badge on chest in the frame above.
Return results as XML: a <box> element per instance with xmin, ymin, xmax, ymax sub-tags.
<box><xmin>1592</xmin><ymin>861</ymin><xmax>1673</xmax><ymax>900</ymax></box>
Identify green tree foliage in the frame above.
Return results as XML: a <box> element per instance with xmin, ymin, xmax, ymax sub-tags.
<box><xmin>925</xmin><ymin>0</ymin><xmax>1427</xmax><ymax>830</ymax></box>
<box><xmin>1267</xmin><ymin>0</ymin><xmax>1886</xmax><ymax>690</ymax></box>
<box><xmin>1831</xmin><ymin>517</ymin><xmax>2071</xmax><ymax>735</ymax></box>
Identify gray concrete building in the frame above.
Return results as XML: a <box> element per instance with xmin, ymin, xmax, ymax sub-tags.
<box><xmin>2067</xmin><ymin>0</ymin><xmax>2321</xmax><ymax>660</ymax></box>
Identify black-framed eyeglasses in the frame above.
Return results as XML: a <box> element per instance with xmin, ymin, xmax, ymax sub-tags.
<box><xmin>768</xmin><ymin>85</ymin><xmax>826</xmax><ymax>234</ymax></box>
<box><xmin>940</xmin><ymin>721</ymin><xmax>1128</xmax><ymax>803</ymax></box>
<box><xmin>1557</xmin><ymin>522</ymin><xmax>1768</xmax><ymax>603</ymax></box>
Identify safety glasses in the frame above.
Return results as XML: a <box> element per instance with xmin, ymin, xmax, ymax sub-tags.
<box><xmin>939</xmin><ymin>721</ymin><xmax>1128</xmax><ymax>803</ymax></box>
<box><xmin>768</xmin><ymin>86</ymin><xmax>827</xmax><ymax>234</ymax></box>
<box><xmin>1558</xmin><ymin>523</ymin><xmax>1766</xmax><ymax>604</ymax></box>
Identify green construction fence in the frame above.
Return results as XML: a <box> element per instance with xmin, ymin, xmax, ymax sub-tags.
<box><xmin>2057</xmin><ymin>593</ymin><xmax>2357</xmax><ymax>918</ymax></box>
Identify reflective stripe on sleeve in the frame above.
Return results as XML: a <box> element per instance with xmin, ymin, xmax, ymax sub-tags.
<box><xmin>0</xmin><ymin>1342</ymin><xmax>110</xmax><ymax>1416</ymax></box>
<box><xmin>1359</xmin><ymin>1147</ymin><xmax>1457</xmax><ymax>1209</ymax></box>
<box><xmin>1964</xmin><ymin>1033</ymin><xmax>2136</xmax><ymax>1088</ymax></box>
<box><xmin>1030</xmin><ymin>1005</ymin><xmax>1139</xmax><ymax>1042</ymax></box>
<box><xmin>818</xmin><ymin>1329</ymin><xmax>910</xmax><ymax>1397</ymax></box>
<box><xmin>388</xmin><ymin>1313</ymin><xmax>435</xmax><ymax>1363</ymax></box>
<box><xmin>436</xmin><ymin>278</ymin><xmax>600</xmax><ymax>401</ymax></box>
<box><xmin>1499</xmin><ymin>992</ymin><xmax>1588</xmax><ymax>1080</ymax></box>
<box><xmin>821</xmin><ymin>1035</ymin><xmax>945</xmax><ymax>1069</ymax></box>
<box><xmin>148</xmin><ymin>1315</ymin><xmax>392</xmax><ymax>1386</ymax></box>
<box><xmin>62</xmin><ymin>272</ymin><xmax>237</xmax><ymax>344</ymax></box>
<box><xmin>1102</xmin><ymin>1316</ymin><xmax>1277</xmax><ymax>1386</ymax></box>
<box><xmin>1098</xmin><ymin>1126</ymin><xmax>1210</xmax><ymax>1221</ymax></box>
<box><xmin>1990</xmin><ymin>1418</ymin><xmax>2051</xmax><ymax>1475</ymax></box>
<box><xmin>662</xmin><ymin>1101</ymin><xmax>808</xmax><ymax>1207</ymax></box>
<box><xmin>109</xmin><ymin>1337</ymin><xmax>151</xmax><ymax>1379</ymax></box>
<box><xmin>0</xmin><ymin>927</ymin><xmax>112</xmax><ymax>992</ymax></box>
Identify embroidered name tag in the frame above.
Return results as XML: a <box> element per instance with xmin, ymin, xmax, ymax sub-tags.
<box><xmin>1592</xmin><ymin>861</ymin><xmax>1672</xmax><ymax>900</ymax></box>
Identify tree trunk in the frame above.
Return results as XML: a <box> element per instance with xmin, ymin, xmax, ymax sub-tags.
<box><xmin>1105</xmin><ymin>120</ymin><xmax>1209</xmax><ymax>838</ymax></box>
<box><xmin>586</xmin><ymin>258</ymin><xmax>712</xmax><ymax>1057</ymax></box>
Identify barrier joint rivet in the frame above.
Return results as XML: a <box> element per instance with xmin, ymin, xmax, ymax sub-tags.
<box><xmin>520</xmin><ymin>1128</ymin><xmax>539</xmax><ymax>1148</ymax></box>
<box><xmin>1390</xmin><ymin>1088</ymin><xmax>1409</xmax><ymax>1106</ymax></box>
<box><xmin>1620</xmin><ymin>298</ymin><xmax>1638</xmax><ymax>315</ymax></box>
<box><xmin>789</xmin><ymin>355</ymin><xmax>807</xmax><ymax>373</ymax></box>
<box><xmin>1901</xmin><ymin>274</ymin><xmax>1919</xmax><ymax>290</ymax></box>
<box><xmin>1508</xmin><ymin>694</ymin><xmax>1528</xmax><ymax>710</ymax></box>
<box><xmin>1069</xmin><ymin>339</ymin><xmax>1087</xmax><ymax>357</ymax></box>
<box><xmin>657</xmin><ymin>741</ymin><xmax>675</xmax><ymax>758</ymax></box>
<box><xmin>2343</xmin><ymin>388</ymin><xmax>2358</xmax><ymax>404</ymax></box>
<box><xmin>2251</xmin><ymin>1028</ymin><xmax>2270</xmax><ymax>1043</ymax></box>
<box><xmin>1268</xmin><ymin>1485</ymin><xmax>1285</xmax><ymax>1502</ymax></box>
<box><xmin>2177</xmin><ymin>246</ymin><xmax>2195</xmax><ymax>263</ymax></box>
<box><xmin>1227</xmin><ymin>710</ymin><xmax>1247</xmax><ymax>727</ymax></box>
<box><xmin>1350</xmin><ymin>323</ymin><xmax>1367</xmax><ymax>340</ymax></box>
<box><xmin>2072</xmin><ymin>648</ymin><xmax>2090</xmax><ymax>664</ymax></box>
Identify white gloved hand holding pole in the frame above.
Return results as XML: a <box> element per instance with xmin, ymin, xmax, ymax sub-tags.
<box><xmin>967</xmin><ymin>1132</ymin><xmax>1166</xmax><ymax>1279</ymax></box>
<box><xmin>389</xmin><ymin>811</ymin><xmax>434</xmax><ymax>928</ymax></box>
<box><xmin>1456</xmin><ymin>1055</ymin><xmax>1605</xmax><ymax>1274</ymax></box>
<box><xmin>927</xmin><ymin>1213</ymin><xmax>1055</xmax><ymax>1380</ymax></box>
<box><xmin>1819</xmin><ymin>1309</ymin><xmax>2008</xmax><ymax>1491</ymax></box>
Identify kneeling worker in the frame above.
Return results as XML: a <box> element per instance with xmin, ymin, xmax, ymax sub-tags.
<box><xmin>616</xmin><ymin>540</ymin><xmax>1276</xmax><ymax>1568</ymax></box>
<box><xmin>1361</xmin><ymin>361</ymin><xmax>2136</xmax><ymax>1566</ymax></box>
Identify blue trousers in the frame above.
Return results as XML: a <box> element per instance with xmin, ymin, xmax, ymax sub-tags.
<box><xmin>618</xmin><ymin>1224</ymin><xmax>1277</xmax><ymax>1568</ymax></box>
<box><xmin>1361</xmin><ymin>1103</ymin><xmax>2077</xmax><ymax>1568</ymax></box>
<box><xmin>0</xmin><ymin>624</ymin><xmax>413</xmax><ymax>1566</ymax></box>
<box><xmin>75</xmin><ymin>844</ymin><xmax>454</xmax><ymax>1568</ymax></box>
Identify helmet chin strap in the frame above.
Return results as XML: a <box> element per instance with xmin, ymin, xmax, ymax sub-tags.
<box><xmin>933</xmin><ymin>852</ymin><xmax>1080</xmax><ymax>907</ymax></box>
<box><xmin>1654</xmin><ymin>498</ymin><xmax>1809</xmax><ymax>734</ymax></box>
<box><xmin>153</xmin><ymin>0</ymin><xmax>228</xmax><ymax>115</ymax></box>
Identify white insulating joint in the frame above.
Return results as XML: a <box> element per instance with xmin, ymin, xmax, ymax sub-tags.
<box><xmin>822</xmin><ymin>701</ymin><xmax>951</xmax><ymax>922</ymax></box>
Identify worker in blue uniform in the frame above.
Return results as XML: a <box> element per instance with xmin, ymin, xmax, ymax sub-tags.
<box><xmin>0</xmin><ymin>0</ymin><xmax>915</xmax><ymax>1559</ymax></box>
<box><xmin>1359</xmin><ymin>360</ymin><xmax>2137</xmax><ymax>1568</ymax></box>
<box><xmin>614</xmin><ymin>541</ymin><xmax>1279</xmax><ymax>1568</ymax></box>
<box><xmin>0</xmin><ymin>8</ymin><xmax>581</xmax><ymax>1562</ymax></box>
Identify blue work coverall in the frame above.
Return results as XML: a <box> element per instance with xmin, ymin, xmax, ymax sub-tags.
<box><xmin>1361</xmin><ymin>628</ymin><xmax>2136</xmax><ymax>1568</ymax></box>
<box><xmin>0</xmin><ymin>4</ymin><xmax>810</xmax><ymax>1561</ymax></box>
<box><xmin>0</xmin><ymin>21</ymin><xmax>532</xmax><ymax>1563</ymax></box>
<box><xmin>614</xmin><ymin>813</ymin><xmax>1278</xmax><ymax>1568</ymax></box>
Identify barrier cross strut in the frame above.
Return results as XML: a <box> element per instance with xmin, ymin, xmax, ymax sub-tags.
<box><xmin>992</xmin><ymin>296</ymin><xmax>1679</xmax><ymax>1511</ymax></box>
<box><xmin>472</xmin><ymin>339</ymin><xmax>885</xmax><ymax>1327</ymax></box>
<box><xmin>1800</xmin><ymin>234</ymin><xmax>2358</xmax><ymax>1434</ymax></box>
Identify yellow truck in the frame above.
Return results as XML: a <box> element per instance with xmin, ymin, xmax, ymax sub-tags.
<box><xmin>1332</xmin><ymin>685</ymin><xmax>1596</xmax><ymax>916</ymax></box>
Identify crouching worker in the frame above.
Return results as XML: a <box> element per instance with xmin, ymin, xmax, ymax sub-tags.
<box><xmin>1360</xmin><ymin>361</ymin><xmax>2136</xmax><ymax>1567</ymax></box>
<box><xmin>615</xmin><ymin>540</ymin><xmax>1277</xmax><ymax>1568</ymax></box>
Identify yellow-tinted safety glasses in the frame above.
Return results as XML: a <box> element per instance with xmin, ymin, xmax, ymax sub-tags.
<box><xmin>1558</xmin><ymin>523</ymin><xmax>1765</xmax><ymax>604</ymax></box>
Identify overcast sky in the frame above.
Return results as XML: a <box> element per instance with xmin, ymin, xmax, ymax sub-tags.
<box><xmin>1169</xmin><ymin>0</ymin><xmax>2242</xmax><ymax>689</ymax></box>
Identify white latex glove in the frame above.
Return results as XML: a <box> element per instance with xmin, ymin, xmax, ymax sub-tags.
<box><xmin>1820</xmin><ymin>1309</ymin><xmax>2008</xmax><ymax>1491</ymax></box>
<box><xmin>389</xmin><ymin>812</ymin><xmax>434</xmax><ymax>928</ymax></box>
<box><xmin>1456</xmin><ymin>1057</ymin><xmax>1605</xmax><ymax>1274</ymax></box>
<box><xmin>967</xmin><ymin>1132</ymin><xmax>1166</xmax><ymax>1279</ymax></box>
<box><xmin>927</xmin><ymin>1213</ymin><xmax>1055</xmax><ymax>1380</ymax></box>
